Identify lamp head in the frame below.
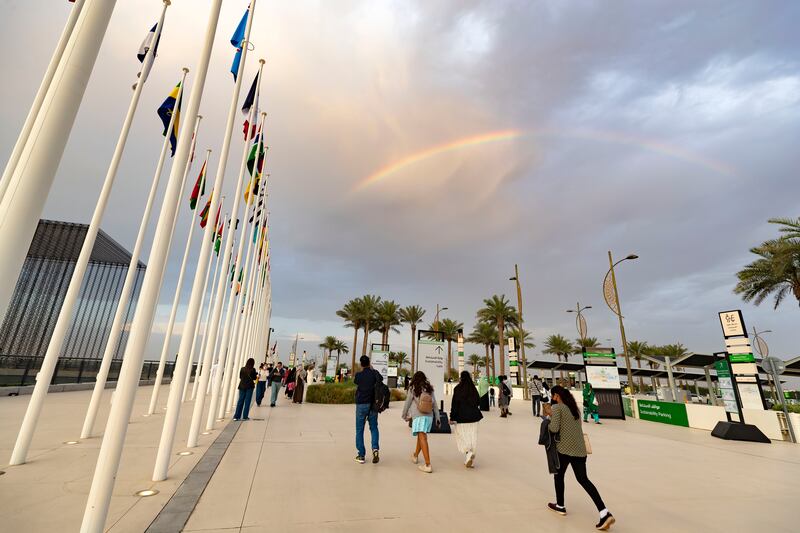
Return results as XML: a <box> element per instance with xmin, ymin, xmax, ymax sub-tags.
<box><xmin>626</xmin><ymin>254</ymin><xmax>639</xmax><ymax>260</ymax></box>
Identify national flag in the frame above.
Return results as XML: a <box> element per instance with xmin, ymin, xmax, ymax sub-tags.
<box><xmin>241</xmin><ymin>74</ymin><xmax>259</xmax><ymax>139</ymax></box>
<box><xmin>157</xmin><ymin>82</ymin><xmax>182</xmax><ymax>156</ymax></box>
<box><xmin>136</xmin><ymin>23</ymin><xmax>162</xmax><ymax>85</ymax></box>
<box><xmin>230</xmin><ymin>7</ymin><xmax>249</xmax><ymax>80</ymax></box>
<box><xmin>189</xmin><ymin>160</ymin><xmax>206</xmax><ymax>210</ymax></box>
<box><xmin>199</xmin><ymin>194</ymin><xmax>213</xmax><ymax>227</ymax></box>
<box><xmin>214</xmin><ymin>221</ymin><xmax>224</xmax><ymax>255</ymax></box>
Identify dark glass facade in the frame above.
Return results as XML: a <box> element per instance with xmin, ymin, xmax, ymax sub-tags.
<box><xmin>0</xmin><ymin>220</ymin><xmax>146</xmax><ymax>361</ymax></box>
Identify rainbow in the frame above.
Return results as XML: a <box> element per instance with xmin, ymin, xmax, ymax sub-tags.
<box><xmin>355</xmin><ymin>129</ymin><xmax>524</xmax><ymax>191</ymax></box>
<box><xmin>354</xmin><ymin>127</ymin><xmax>735</xmax><ymax>192</ymax></box>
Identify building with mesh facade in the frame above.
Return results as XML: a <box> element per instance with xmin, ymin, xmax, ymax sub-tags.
<box><xmin>0</xmin><ymin>220</ymin><xmax>146</xmax><ymax>361</ymax></box>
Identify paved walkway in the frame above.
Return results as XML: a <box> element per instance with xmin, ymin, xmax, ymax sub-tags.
<box><xmin>185</xmin><ymin>395</ymin><xmax>798</xmax><ymax>532</ymax></box>
<box><xmin>1</xmin><ymin>387</ymin><xmax>798</xmax><ymax>531</ymax></box>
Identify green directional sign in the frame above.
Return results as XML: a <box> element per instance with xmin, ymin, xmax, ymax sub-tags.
<box><xmin>714</xmin><ymin>359</ymin><xmax>731</xmax><ymax>377</ymax></box>
<box><xmin>584</xmin><ymin>352</ymin><xmax>616</xmax><ymax>358</ymax></box>
<box><xmin>637</xmin><ymin>400</ymin><xmax>689</xmax><ymax>427</ymax></box>
<box><xmin>729</xmin><ymin>353</ymin><xmax>755</xmax><ymax>363</ymax></box>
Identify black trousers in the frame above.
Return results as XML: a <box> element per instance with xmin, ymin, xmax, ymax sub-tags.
<box><xmin>532</xmin><ymin>395</ymin><xmax>542</xmax><ymax>416</ymax></box>
<box><xmin>554</xmin><ymin>453</ymin><xmax>606</xmax><ymax>511</ymax></box>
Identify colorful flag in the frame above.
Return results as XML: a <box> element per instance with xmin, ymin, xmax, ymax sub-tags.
<box><xmin>157</xmin><ymin>82</ymin><xmax>182</xmax><ymax>156</ymax></box>
<box><xmin>214</xmin><ymin>221</ymin><xmax>224</xmax><ymax>255</ymax></box>
<box><xmin>189</xmin><ymin>160</ymin><xmax>206</xmax><ymax>210</ymax></box>
<box><xmin>241</xmin><ymin>74</ymin><xmax>259</xmax><ymax>139</ymax></box>
<box><xmin>199</xmin><ymin>194</ymin><xmax>213</xmax><ymax>227</ymax></box>
<box><xmin>230</xmin><ymin>7</ymin><xmax>249</xmax><ymax>80</ymax></box>
<box><xmin>136</xmin><ymin>23</ymin><xmax>162</xmax><ymax>85</ymax></box>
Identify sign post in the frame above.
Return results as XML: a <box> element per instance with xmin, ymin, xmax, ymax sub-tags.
<box><xmin>582</xmin><ymin>347</ymin><xmax>625</xmax><ymax>420</ymax></box>
<box><xmin>416</xmin><ymin>330</ymin><xmax>450</xmax><ymax>433</ymax></box>
<box><xmin>370</xmin><ymin>343</ymin><xmax>390</xmax><ymax>384</ymax></box>
<box><xmin>711</xmin><ymin>310</ymin><xmax>770</xmax><ymax>443</ymax></box>
<box><xmin>508</xmin><ymin>337</ymin><xmax>519</xmax><ymax>384</ymax></box>
<box><xmin>763</xmin><ymin>356</ymin><xmax>795</xmax><ymax>443</ymax></box>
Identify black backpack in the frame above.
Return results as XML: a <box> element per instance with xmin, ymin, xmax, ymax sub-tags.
<box><xmin>372</xmin><ymin>370</ymin><xmax>391</xmax><ymax>413</ymax></box>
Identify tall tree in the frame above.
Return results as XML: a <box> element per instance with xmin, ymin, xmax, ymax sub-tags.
<box><xmin>399</xmin><ymin>305</ymin><xmax>425</xmax><ymax>372</ymax></box>
<box><xmin>477</xmin><ymin>295</ymin><xmax>518</xmax><ymax>376</ymax></box>
<box><xmin>735</xmin><ymin>224</ymin><xmax>800</xmax><ymax>308</ymax></box>
<box><xmin>544</xmin><ymin>334</ymin><xmax>572</xmax><ymax>381</ymax></box>
<box><xmin>358</xmin><ymin>294</ymin><xmax>381</xmax><ymax>357</ymax></box>
<box><xmin>318</xmin><ymin>336</ymin><xmax>338</xmax><ymax>367</ymax></box>
<box><xmin>626</xmin><ymin>340</ymin><xmax>649</xmax><ymax>391</ymax></box>
<box><xmin>574</xmin><ymin>336</ymin><xmax>599</xmax><ymax>352</ymax></box>
<box><xmin>336</xmin><ymin>299</ymin><xmax>362</xmax><ymax>371</ymax></box>
<box><xmin>375</xmin><ymin>300</ymin><xmax>402</xmax><ymax>345</ymax></box>
<box><xmin>468</xmin><ymin>321</ymin><xmax>497</xmax><ymax>379</ymax></box>
<box><xmin>435</xmin><ymin>317</ymin><xmax>464</xmax><ymax>372</ymax></box>
<box><xmin>394</xmin><ymin>351</ymin><xmax>409</xmax><ymax>371</ymax></box>
<box><xmin>468</xmin><ymin>354</ymin><xmax>482</xmax><ymax>376</ymax></box>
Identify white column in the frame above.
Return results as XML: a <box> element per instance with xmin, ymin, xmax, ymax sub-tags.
<box><xmin>181</xmin><ymin>235</ymin><xmax>216</xmax><ymax>402</ymax></box>
<box><xmin>0</xmin><ymin>0</ymin><xmax>119</xmax><ymax>324</ymax></box>
<box><xmin>0</xmin><ymin>0</ymin><xmax>86</xmax><ymax>201</ymax></box>
<box><xmin>152</xmin><ymin>0</ymin><xmax>260</xmax><ymax>479</ymax></box>
<box><xmin>190</xmin><ymin>218</ymin><xmax>226</xmax><ymax>401</ymax></box>
<box><xmin>225</xmin><ymin>202</ymin><xmax>267</xmax><ymax>413</ymax></box>
<box><xmin>80</xmin><ymin>70</ymin><xmax>190</xmax><ymax>440</ymax></box>
<box><xmin>80</xmin><ymin>2</ymin><xmax>224</xmax><ymax>530</ymax></box>
<box><xmin>9</xmin><ymin>2</ymin><xmax>167</xmax><ymax>465</ymax></box>
<box><xmin>147</xmin><ymin>147</ymin><xmax>208</xmax><ymax>415</ymax></box>
<box><xmin>221</xmin><ymin>193</ymin><xmax>265</xmax><ymax>416</ymax></box>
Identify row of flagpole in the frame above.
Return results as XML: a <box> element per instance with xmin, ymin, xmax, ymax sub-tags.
<box><xmin>0</xmin><ymin>0</ymin><xmax>273</xmax><ymax>531</ymax></box>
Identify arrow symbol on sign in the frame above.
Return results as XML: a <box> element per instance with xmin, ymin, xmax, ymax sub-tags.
<box><xmin>434</xmin><ymin>346</ymin><xmax>444</xmax><ymax>353</ymax></box>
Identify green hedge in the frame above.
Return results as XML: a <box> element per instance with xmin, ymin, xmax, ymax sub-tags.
<box><xmin>772</xmin><ymin>404</ymin><xmax>800</xmax><ymax>414</ymax></box>
<box><xmin>306</xmin><ymin>382</ymin><xmax>407</xmax><ymax>404</ymax></box>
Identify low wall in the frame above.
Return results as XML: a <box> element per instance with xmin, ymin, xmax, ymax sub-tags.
<box><xmin>0</xmin><ymin>378</ymin><xmax>172</xmax><ymax>397</ymax></box>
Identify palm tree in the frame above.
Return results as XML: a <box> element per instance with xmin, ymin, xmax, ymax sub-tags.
<box><xmin>660</xmin><ymin>342</ymin><xmax>690</xmax><ymax>389</ymax></box>
<box><xmin>435</xmin><ymin>317</ymin><xmax>463</xmax><ymax>373</ymax></box>
<box><xmin>319</xmin><ymin>336</ymin><xmax>338</xmax><ymax>367</ymax></box>
<box><xmin>399</xmin><ymin>305</ymin><xmax>426</xmax><ymax>372</ymax></box>
<box><xmin>468</xmin><ymin>321</ymin><xmax>497</xmax><ymax>380</ymax></box>
<box><xmin>394</xmin><ymin>351</ymin><xmax>409</xmax><ymax>372</ymax></box>
<box><xmin>574</xmin><ymin>336</ymin><xmax>599</xmax><ymax>352</ymax></box>
<box><xmin>735</xmin><ymin>234</ymin><xmax>800</xmax><ymax>308</ymax></box>
<box><xmin>626</xmin><ymin>340</ymin><xmax>649</xmax><ymax>391</ymax></box>
<box><xmin>477</xmin><ymin>295</ymin><xmax>518</xmax><ymax>376</ymax></box>
<box><xmin>375</xmin><ymin>300</ymin><xmax>402</xmax><ymax>345</ymax></box>
<box><xmin>336</xmin><ymin>298</ymin><xmax>363</xmax><ymax>371</ymax></box>
<box><xmin>468</xmin><ymin>354</ymin><xmax>482</xmax><ymax>376</ymax></box>
<box><xmin>357</xmin><ymin>294</ymin><xmax>381</xmax><ymax>357</ymax></box>
<box><xmin>333</xmin><ymin>339</ymin><xmax>349</xmax><ymax>365</ymax></box>
<box><xmin>544</xmin><ymin>334</ymin><xmax>572</xmax><ymax>381</ymax></box>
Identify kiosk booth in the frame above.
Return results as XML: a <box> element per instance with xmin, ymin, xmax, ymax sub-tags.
<box><xmin>583</xmin><ymin>347</ymin><xmax>625</xmax><ymax>420</ymax></box>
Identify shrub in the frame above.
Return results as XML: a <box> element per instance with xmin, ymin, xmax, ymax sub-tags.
<box><xmin>306</xmin><ymin>383</ymin><xmax>407</xmax><ymax>404</ymax></box>
<box><xmin>772</xmin><ymin>404</ymin><xmax>800</xmax><ymax>414</ymax></box>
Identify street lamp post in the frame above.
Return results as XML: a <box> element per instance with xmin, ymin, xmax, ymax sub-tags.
<box><xmin>566</xmin><ymin>302</ymin><xmax>592</xmax><ymax>340</ymax></box>
<box><xmin>509</xmin><ymin>264</ymin><xmax>529</xmax><ymax>399</ymax></box>
<box><xmin>752</xmin><ymin>328</ymin><xmax>775</xmax><ymax>402</ymax></box>
<box><xmin>434</xmin><ymin>304</ymin><xmax>448</xmax><ymax>329</ymax></box>
<box><xmin>603</xmin><ymin>251</ymin><xmax>638</xmax><ymax>394</ymax></box>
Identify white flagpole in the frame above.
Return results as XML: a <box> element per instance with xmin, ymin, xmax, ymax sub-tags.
<box><xmin>9</xmin><ymin>1</ymin><xmax>168</xmax><ymax>466</ymax></box>
<box><xmin>194</xmin><ymin>213</ymin><xmax>230</xmax><ymax>401</ymax></box>
<box><xmin>191</xmin><ymin>213</ymin><xmax>227</xmax><ymax>401</ymax></box>
<box><xmin>181</xmin><ymin>229</ymin><xmax>216</xmax><ymax>402</ymax></box>
<box><xmin>147</xmin><ymin>146</ymin><xmax>208</xmax><ymax>415</ymax></box>
<box><xmin>202</xmin><ymin>110</ymin><xmax>265</xmax><ymax>433</ymax></box>
<box><xmin>225</xmin><ymin>201</ymin><xmax>268</xmax><ymax>413</ymax></box>
<box><xmin>219</xmin><ymin>187</ymin><xmax>266</xmax><ymax>418</ymax></box>
<box><xmin>152</xmin><ymin>0</ymin><xmax>259</xmax><ymax>482</ymax></box>
<box><xmin>0</xmin><ymin>0</ymin><xmax>86</xmax><ymax>202</ymax></box>
<box><xmin>80</xmin><ymin>69</ymin><xmax>190</xmax><ymax>440</ymax></box>
<box><xmin>80</xmin><ymin>1</ymin><xmax>224</xmax><ymax>529</ymax></box>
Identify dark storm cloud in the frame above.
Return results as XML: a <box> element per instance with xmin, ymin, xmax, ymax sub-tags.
<box><xmin>1</xmin><ymin>1</ymin><xmax>799</xmax><ymax>360</ymax></box>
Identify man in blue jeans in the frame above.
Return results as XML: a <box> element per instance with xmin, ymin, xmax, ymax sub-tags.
<box><xmin>268</xmin><ymin>362</ymin><xmax>285</xmax><ymax>407</ymax></box>
<box><xmin>354</xmin><ymin>355</ymin><xmax>381</xmax><ymax>464</ymax></box>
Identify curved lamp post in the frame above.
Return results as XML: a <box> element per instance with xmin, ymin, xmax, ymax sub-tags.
<box><xmin>603</xmin><ymin>252</ymin><xmax>638</xmax><ymax>393</ymax></box>
<box><xmin>509</xmin><ymin>264</ymin><xmax>529</xmax><ymax>398</ymax></box>
<box><xmin>566</xmin><ymin>302</ymin><xmax>592</xmax><ymax>341</ymax></box>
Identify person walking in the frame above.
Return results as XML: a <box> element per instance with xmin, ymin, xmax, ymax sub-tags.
<box><xmin>498</xmin><ymin>375</ymin><xmax>512</xmax><ymax>417</ymax></box>
<box><xmin>268</xmin><ymin>362</ymin><xmax>285</xmax><ymax>407</ymax></box>
<box><xmin>233</xmin><ymin>358</ymin><xmax>258</xmax><ymax>421</ymax></box>
<box><xmin>285</xmin><ymin>367</ymin><xmax>296</xmax><ymax>400</ymax></box>
<box><xmin>529</xmin><ymin>374</ymin><xmax>545</xmax><ymax>416</ymax></box>
<box><xmin>583</xmin><ymin>382</ymin><xmax>601</xmax><ymax>424</ymax></box>
<box><xmin>489</xmin><ymin>387</ymin><xmax>496</xmax><ymax>407</ymax></box>
<box><xmin>450</xmin><ymin>371</ymin><xmax>482</xmax><ymax>468</ymax></box>
<box><xmin>478</xmin><ymin>375</ymin><xmax>490</xmax><ymax>411</ymax></box>
<box><xmin>255</xmin><ymin>362</ymin><xmax>268</xmax><ymax>407</ymax></box>
<box><xmin>353</xmin><ymin>355</ymin><xmax>382</xmax><ymax>464</ymax></box>
<box><xmin>293</xmin><ymin>365</ymin><xmax>308</xmax><ymax>404</ymax></box>
<box><xmin>547</xmin><ymin>385</ymin><xmax>614</xmax><ymax>530</ymax></box>
<box><xmin>402</xmin><ymin>371</ymin><xmax>440</xmax><ymax>473</ymax></box>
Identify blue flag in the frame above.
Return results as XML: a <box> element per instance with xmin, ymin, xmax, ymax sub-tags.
<box><xmin>157</xmin><ymin>82</ymin><xmax>182</xmax><ymax>156</ymax></box>
<box><xmin>230</xmin><ymin>8</ymin><xmax>249</xmax><ymax>80</ymax></box>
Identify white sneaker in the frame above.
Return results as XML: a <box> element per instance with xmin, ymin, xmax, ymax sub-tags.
<box><xmin>411</xmin><ymin>454</ymin><xmax>419</xmax><ymax>464</ymax></box>
<box><xmin>465</xmin><ymin>451</ymin><xmax>475</xmax><ymax>468</ymax></box>
<box><xmin>418</xmin><ymin>464</ymin><xmax>432</xmax><ymax>473</ymax></box>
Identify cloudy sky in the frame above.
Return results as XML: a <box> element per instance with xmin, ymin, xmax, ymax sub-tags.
<box><xmin>1</xmin><ymin>0</ymin><xmax>799</xmax><ymax>364</ymax></box>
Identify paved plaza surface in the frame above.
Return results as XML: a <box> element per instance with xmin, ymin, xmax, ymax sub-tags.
<box><xmin>1</xmin><ymin>387</ymin><xmax>798</xmax><ymax>532</ymax></box>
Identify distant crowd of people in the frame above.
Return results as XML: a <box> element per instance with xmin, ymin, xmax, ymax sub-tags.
<box><xmin>232</xmin><ymin>359</ymin><xmax>315</xmax><ymax>420</ymax></box>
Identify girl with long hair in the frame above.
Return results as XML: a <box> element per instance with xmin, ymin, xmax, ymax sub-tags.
<box><xmin>547</xmin><ymin>385</ymin><xmax>614</xmax><ymax>530</ymax></box>
<box><xmin>450</xmin><ymin>371</ymin><xmax>483</xmax><ymax>467</ymax></box>
<box><xmin>234</xmin><ymin>358</ymin><xmax>258</xmax><ymax>421</ymax></box>
<box><xmin>401</xmin><ymin>371</ymin><xmax>440</xmax><ymax>473</ymax></box>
